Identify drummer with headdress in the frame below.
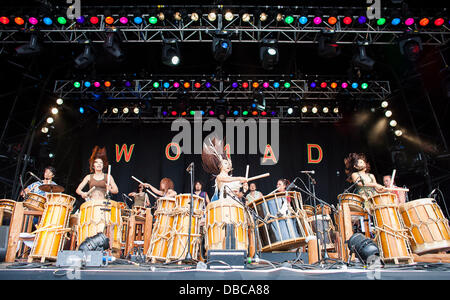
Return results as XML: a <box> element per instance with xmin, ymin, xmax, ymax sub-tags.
<box><xmin>76</xmin><ymin>146</ymin><xmax>119</xmax><ymax>201</ymax></box>
<box><xmin>201</xmin><ymin>137</ymin><xmax>248</xmax><ymax>202</ymax></box>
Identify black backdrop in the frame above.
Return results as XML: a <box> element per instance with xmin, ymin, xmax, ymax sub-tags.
<box><xmin>75</xmin><ymin>120</ymin><xmax>374</xmax><ymax>210</ymax></box>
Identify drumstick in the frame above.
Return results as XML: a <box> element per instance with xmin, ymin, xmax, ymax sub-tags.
<box><xmin>131</xmin><ymin>176</ymin><xmax>159</xmax><ymax>199</ymax></box>
<box><xmin>246</xmin><ymin>173</ymin><xmax>270</xmax><ymax>182</ymax></box>
<box><xmin>384</xmin><ymin>187</ymin><xmax>409</xmax><ymax>192</ymax></box>
<box><xmin>86</xmin><ymin>186</ymin><xmax>96</xmax><ymax>195</ymax></box>
<box><xmin>390</xmin><ymin>169</ymin><xmax>396</xmax><ymax>189</ymax></box>
<box><xmin>245</xmin><ymin>165</ymin><xmax>249</xmax><ymax>179</ymax></box>
<box><xmin>267</xmin><ymin>187</ymin><xmax>278</xmax><ymax>195</ymax></box>
<box><xmin>106</xmin><ymin>165</ymin><xmax>111</xmax><ymax>196</ymax></box>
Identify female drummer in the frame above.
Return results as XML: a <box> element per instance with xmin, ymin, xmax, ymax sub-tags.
<box><xmin>128</xmin><ymin>184</ymin><xmax>150</xmax><ymax>208</ymax></box>
<box><xmin>344</xmin><ymin>153</ymin><xmax>385</xmax><ymax>210</ymax></box>
<box><xmin>76</xmin><ymin>146</ymin><xmax>119</xmax><ymax>201</ymax></box>
<box><xmin>194</xmin><ymin>181</ymin><xmax>210</xmax><ymax>206</ymax></box>
<box><xmin>201</xmin><ymin>137</ymin><xmax>248</xmax><ymax>202</ymax></box>
<box><xmin>143</xmin><ymin>177</ymin><xmax>177</xmax><ymax>198</ymax></box>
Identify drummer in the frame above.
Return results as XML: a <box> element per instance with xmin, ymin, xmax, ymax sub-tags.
<box><xmin>383</xmin><ymin>175</ymin><xmax>407</xmax><ymax>205</ymax></box>
<box><xmin>246</xmin><ymin>182</ymin><xmax>263</xmax><ymax>203</ymax></box>
<box><xmin>142</xmin><ymin>177</ymin><xmax>177</xmax><ymax>198</ymax></box>
<box><xmin>21</xmin><ymin>166</ymin><xmax>57</xmax><ymax>198</ymax></box>
<box><xmin>76</xmin><ymin>146</ymin><xmax>119</xmax><ymax>201</ymax></box>
<box><xmin>194</xmin><ymin>181</ymin><xmax>210</xmax><ymax>207</ymax></box>
<box><xmin>128</xmin><ymin>183</ymin><xmax>150</xmax><ymax>208</ymax></box>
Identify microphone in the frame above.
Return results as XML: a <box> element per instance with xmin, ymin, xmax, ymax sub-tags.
<box><xmin>301</xmin><ymin>170</ymin><xmax>315</xmax><ymax>175</ymax></box>
<box><xmin>286</xmin><ymin>178</ymin><xmax>301</xmax><ymax>191</ymax></box>
<box><xmin>28</xmin><ymin>171</ymin><xmax>43</xmax><ymax>183</ymax></box>
<box><xmin>186</xmin><ymin>162</ymin><xmax>194</xmax><ymax>173</ymax></box>
<box><xmin>427</xmin><ymin>189</ymin><xmax>437</xmax><ymax>198</ymax></box>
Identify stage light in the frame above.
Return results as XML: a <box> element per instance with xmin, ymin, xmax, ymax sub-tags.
<box><xmin>90</xmin><ymin>16</ymin><xmax>99</xmax><ymax>24</ymax></box>
<box><xmin>285</xmin><ymin>15</ymin><xmax>294</xmax><ymax>25</ymax></box>
<box><xmin>361</xmin><ymin>83</ymin><xmax>368</xmax><ymax>89</ymax></box>
<box><xmin>260</xmin><ymin>13</ymin><xmax>268</xmax><ymax>22</ymax></box>
<box><xmin>104</xmin><ymin>81</ymin><xmax>111</xmax><ymax>87</ymax></box>
<box><xmin>41</xmin><ymin>127</ymin><xmax>48</xmax><ymax>133</ymax></box>
<box><xmin>233</xmin><ymin>110</ymin><xmax>239</xmax><ymax>116</ymax></box>
<box><xmin>385</xmin><ymin>110</ymin><xmax>392</xmax><ymax>117</ymax></box>
<box><xmin>79</xmin><ymin>107</ymin><xmax>84</xmax><ymax>114</ymax></box>
<box><xmin>205</xmin><ymin>82</ymin><xmax>212</xmax><ymax>88</ymax></box>
<box><xmin>231</xmin><ymin>82</ymin><xmax>238</xmax><ymax>88</ymax></box>
<box><xmin>252</xmin><ymin>111</ymin><xmax>258</xmax><ymax>116</ymax></box>
<box><xmin>284</xmin><ymin>82</ymin><xmax>291</xmax><ymax>88</ymax></box>
<box><xmin>259</xmin><ymin>39</ymin><xmax>279</xmax><ymax>70</ymax></box>
<box><xmin>313</xmin><ymin>17</ymin><xmax>322</xmax><ymax>25</ymax></box>
<box><xmin>194</xmin><ymin>82</ymin><xmax>201</xmax><ymax>89</ymax></box>
<box><xmin>134</xmin><ymin>17</ymin><xmax>143</xmax><ymax>24</ymax></box>
<box><xmin>299</xmin><ymin>16</ymin><xmax>308</xmax><ymax>25</ymax></box>
<box><xmin>149</xmin><ymin>16</ymin><xmax>158</xmax><ymax>24</ymax></box>
<box><xmin>352</xmin><ymin>44</ymin><xmax>375</xmax><ymax>71</ymax></box>
<box><xmin>73</xmin><ymin>81</ymin><xmax>81</xmax><ymax>88</ymax></box>
<box><xmin>320</xmin><ymin>82</ymin><xmax>327</xmax><ymax>88</ymax></box>
<box><xmin>0</xmin><ymin>16</ymin><xmax>10</xmax><ymax>24</ymax></box>
<box><xmin>323</xmin><ymin>107</ymin><xmax>329</xmax><ymax>113</ymax></box>
<box><xmin>287</xmin><ymin>107</ymin><xmax>293</xmax><ymax>115</ymax></box>
<box><xmin>273</xmin><ymin>82</ymin><xmax>280</xmax><ymax>88</ymax></box>
<box><xmin>184</xmin><ymin>82</ymin><xmax>190</xmax><ymax>88</ymax></box>
<box><xmin>157</xmin><ymin>12</ymin><xmax>165</xmax><ymax>21</ymax></box>
<box><xmin>133</xmin><ymin>107</ymin><xmax>139</xmax><ymax>114</ymax></box>
<box><xmin>49</xmin><ymin>153</ymin><xmax>54</xmax><ymax>158</ymax></box>
<box><xmin>153</xmin><ymin>82</ymin><xmax>160</xmax><ymax>88</ymax></box>
<box><xmin>399</xmin><ymin>36</ymin><xmax>422</xmax><ymax>61</ymax></box>
<box><xmin>105</xmin><ymin>16</ymin><xmax>114</xmax><ymax>24</ymax></box>
<box><xmin>28</xmin><ymin>17</ymin><xmax>38</xmax><ymax>25</ymax></box>
<box><xmin>333</xmin><ymin>107</ymin><xmax>339</xmax><ymax>113</ymax></box>
<box><xmin>243</xmin><ymin>110</ymin><xmax>249</xmax><ymax>116</ymax></box>
<box><xmin>190</xmin><ymin>12</ymin><xmax>199</xmax><ymax>22</ymax></box>
<box><xmin>15</xmin><ymin>33</ymin><xmax>41</xmax><ymax>55</ymax></box>
<box><xmin>173</xmin><ymin>82</ymin><xmax>180</xmax><ymax>88</ymax></box>
<box><xmin>104</xmin><ymin>32</ymin><xmax>124</xmax><ymax>61</ymax></box>
<box><xmin>78</xmin><ymin>233</ymin><xmax>110</xmax><ymax>252</ymax></box>
<box><xmin>395</xmin><ymin>129</ymin><xmax>403</xmax><ymax>136</ymax></box>
<box><xmin>47</xmin><ymin>117</ymin><xmax>54</xmax><ymax>124</ymax></box>
<box><xmin>377</xmin><ymin>18</ymin><xmax>386</xmax><ymax>25</ymax></box>
<box><xmin>347</xmin><ymin>233</ymin><xmax>380</xmax><ymax>266</ymax></box>
<box><xmin>391</xmin><ymin>18</ymin><xmax>401</xmax><ymax>26</ymax></box>
<box><xmin>381</xmin><ymin>101</ymin><xmax>388</xmax><ymax>108</ymax></box>
<box><xmin>162</xmin><ymin>39</ymin><xmax>181</xmax><ymax>66</ymax></box>
<box><xmin>263</xmin><ymin>82</ymin><xmax>269</xmax><ymax>88</ymax></box>
<box><xmin>405</xmin><ymin>18</ymin><xmax>414</xmax><ymax>26</ymax></box>
<box><xmin>57</xmin><ymin>17</ymin><xmax>67</xmax><ymax>25</ymax></box>
<box><xmin>189</xmin><ymin>110</ymin><xmax>195</xmax><ymax>116</ymax></box>
<box><xmin>208</xmin><ymin>110</ymin><xmax>215</xmax><ymax>116</ymax></box>
<box><xmin>74</xmin><ymin>43</ymin><xmax>94</xmax><ymax>69</ymax></box>
<box><xmin>242</xmin><ymin>13</ymin><xmax>250</xmax><ymax>22</ymax></box>
<box><xmin>14</xmin><ymin>17</ymin><xmax>24</xmax><ymax>25</ymax></box>
<box><xmin>312</xmin><ymin>107</ymin><xmax>318</xmax><ymax>114</ymax></box>
<box><xmin>181</xmin><ymin>111</ymin><xmax>187</xmax><ymax>116</ymax></box>
<box><xmin>56</xmin><ymin>98</ymin><xmax>64</xmax><ymax>105</ymax></box>
<box><xmin>252</xmin><ymin>82</ymin><xmax>259</xmax><ymax>88</ymax></box>
<box><xmin>318</xmin><ymin>34</ymin><xmax>340</xmax><ymax>58</ymax></box>
<box><xmin>112</xmin><ymin>107</ymin><xmax>118</xmax><ymax>114</ymax></box>
<box><xmin>310</xmin><ymin>82</ymin><xmax>317</xmax><ymax>88</ymax></box>
<box><xmin>212</xmin><ymin>34</ymin><xmax>232</xmax><ymax>62</ymax></box>
<box><xmin>51</xmin><ymin>107</ymin><xmax>59</xmax><ymax>115</ymax></box>
<box><xmin>276</xmin><ymin>13</ymin><xmax>283</xmax><ymax>22</ymax></box>
<box><xmin>172</xmin><ymin>111</ymin><xmax>178</xmax><ymax>116</ymax></box>
<box><xmin>343</xmin><ymin>16</ymin><xmax>352</xmax><ymax>25</ymax></box>
<box><xmin>419</xmin><ymin>18</ymin><xmax>429</xmax><ymax>26</ymax></box>
<box><xmin>174</xmin><ymin>12</ymin><xmax>182</xmax><ymax>21</ymax></box>
<box><xmin>352</xmin><ymin>82</ymin><xmax>359</xmax><ymax>89</ymax></box>
<box><xmin>124</xmin><ymin>81</ymin><xmax>131</xmax><ymax>87</ymax></box>
<box><xmin>224</xmin><ymin>11</ymin><xmax>234</xmax><ymax>21</ymax></box>
<box><xmin>123</xmin><ymin>107</ymin><xmax>129</xmax><ymax>114</ymax></box>
<box><xmin>330</xmin><ymin>82</ymin><xmax>337</xmax><ymax>89</ymax></box>
<box><xmin>390</xmin><ymin>120</ymin><xmax>397</xmax><ymax>127</ymax></box>
<box><xmin>434</xmin><ymin>18</ymin><xmax>444</xmax><ymax>26</ymax></box>
<box><xmin>358</xmin><ymin>16</ymin><xmax>367</xmax><ymax>24</ymax></box>
<box><xmin>302</xmin><ymin>106</ymin><xmax>308</xmax><ymax>113</ymax></box>
<box><xmin>208</xmin><ymin>11</ymin><xmax>217</xmax><ymax>21</ymax></box>
<box><xmin>94</xmin><ymin>81</ymin><xmax>101</xmax><ymax>88</ymax></box>
<box><xmin>242</xmin><ymin>82</ymin><xmax>249</xmax><ymax>88</ymax></box>
<box><xmin>119</xmin><ymin>17</ymin><xmax>128</xmax><ymax>24</ymax></box>
<box><xmin>162</xmin><ymin>111</ymin><xmax>168</xmax><ymax>116</ymax></box>
<box><xmin>163</xmin><ymin>82</ymin><xmax>170</xmax><ymax>88</ymax></box>
<box><xmin>328</xmin><ymin>17</ymin><xmax>337</xmax><ymax>25</ymax></box>
<box><xmin>75</xmin><ymin>16</ymin><xmax>85</xmax><ymax>24</ymax></box>
<box><xmin>341</xmin><ymin>82</ymin><xmax>348</xmax><ymax>88</ymax></box>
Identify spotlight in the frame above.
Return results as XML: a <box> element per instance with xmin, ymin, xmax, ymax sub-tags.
<box><xmin>191</xmin><ymin>12</ymin><xmax>199</xmax><ymax>22</ymax></box>
<box><xmin>46</xmin><ymin>117</ymin><xmax>54</xmax><ymax>124</ymax></box>
<box><xmin>15</xmin><ymin>33</ymin><xmax>41</xmax><ymax>55</ymax></box>
<box><xmin>104</xmin><ymin>32</ymin><xmax>125</xmax><ymax>61</ymax></box>
<box><xmin>385</xmin><ymin>110</ymin><xmax>392</xmax><ymax>117</ymax></box>
<box><xmin>301</xmin><ymin>106</ymin><xmax>308</xmax><ymax>113</ymax></box>
<box><xmin>112</xmin><ymin>107</ymin><xmax>118</xmax><ymax>114</ymax></box>
<box><xmin>390</xmin><ymin>120</ymin><xmax>397</xmax><ymax>127</ymax></box>
<box><xmin>224</xmin><ymin>10</ymin><xmax>234</xmax><ymax>21</ymax></box>
<box><xmin>212</xmin><ymin>33</ymin><xmax>232</xmax><ymax>62</ymax></box>
<box><xmin>56</xmin><ymin>98</ymin><xmax>64</xmax><ymax>105</ymax></box>
<box><xmin>399</xmin><ymin>36</ymin><xmax>422</xmax><ymax>62</ymax></box>
<box><xmin>157</xmin><ymin>12</ymin><xmax>165</xmax><ymax>21</ymax></box>
<box><xmin>173</xmin><ymin>11</ymin><xmax>182</xmax><ymax>21</ymax></box>
<box><xmin>74</xmin><ymin>42</ymin><xmax>94</xmax><ymax>69</ymax></box>
<box><xmin>347</xmin><ymin>233</ymin><xmax>380</xmax><ymax>266</ymax></box>
<box><xmin>242</xmin><ymin>13</ymin><xmax>251</xmax><ymax>22</ymax></box>
<box><xmin>259</xmin><ymin>39</ymin><xmax>279</xmax><ymax>70</ymax></box>
<box><xmin>259</xmin><ymin>12</ymin><xmax>268</xmax><ymax>22</ymax></box>
<box><xmin>381</xmin><ymin>101</ymin><xmax>389</xmax><ymax>108</ymax></box>
<box><xmin>323</xmin><ymin>107</ymin><xmax>329</xmax><ymax>113</ymax></box>
<box><xmin>162</xmin><ymin>39</ymin><xmax>181</xmax><ymax>66</ymax></box>
<box><xmin>123</xmin><ymin>107</ymin><xmax>129</xmax><ymax>114</ymax></box>
<box><xmin>49</xmin><ymin>153</ymin><xmax>54</xmax><ymax>158</ymax></box>
<box><xmin>352</xmin><ymin>44</ymin><xmax>375</xmax><ymax>71</ymax></box>
<box><xmin>41</xmin><ymin>127</ymin><xmax>48</xmax><ymax>133</ymax></box>
<box><xmin>79</xmin><ymin>107</ymin><xmax>84</xmax><ymax>114</ymax></box>
<box><xmin>51</xmin><ymin>107</ymin><xmax>59</xmax><ymax>115</ymax></box>
<box><xmin>78</xmin><ymin>233</ymin><xmax>110</xmax><ymax>251</ymax></box>
<box><xmin>312</xmin><ymin>107</ymin><xmax>318</xmax><ymax>114</ymax></box>
<box><xmin>333</xmin><ymin>107</ymin><xmax>339</xmax><ymax>113</ymax></box>
<box><xmin>395</xmin><ymin>129</ymin><xmax>403</xmax><ymax>136</ymax></box>
<box><xmin>208</xmin><ymin>11</ymin><xmax>217</xmax><ymax>21</ymax></box>
<box><xmin>133</xmin><ymin>107</ymin><xmax>140</xmax><ymax>114</ymax></box>
<box><xmin>318</xmin><ymin>34</ymin><xmax>341</xmax><ymax>58</ymax></box>
<box><xmin>287</xmin><ymin>107</ymin><xmax>294</xmax><ymax>115</ymax></box>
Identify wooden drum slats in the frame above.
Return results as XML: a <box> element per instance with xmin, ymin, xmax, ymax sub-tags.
<box><xmin>399</xmin><ymin>198</ymin><xmax>450</xmax><ymax>254</ymax></box>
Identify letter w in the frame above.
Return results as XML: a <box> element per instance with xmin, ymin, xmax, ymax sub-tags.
<box><xmin>116</xmin><ymin>144</ymin><xmax>135</xmax><ymax>162</ymax></box>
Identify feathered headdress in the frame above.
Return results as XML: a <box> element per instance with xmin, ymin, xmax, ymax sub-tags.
<box><xmin>89</xmin><ymin>146</ymin><xmax>109</xmax><ymax>173</ymax></box>
<box><xmin>201</xmin><ymin>137</ymin><xmax>230</xmax><ymax>175</ymax></box>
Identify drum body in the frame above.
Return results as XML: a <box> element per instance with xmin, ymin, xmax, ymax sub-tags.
<box><xmin>303</xmin><ymin>205</ymin><xmax>315</xmax><ymax>218</ymax></box>
<box><xmin>399</xmin><ymin>198</ymin><xmax>450</xmax><ymax>254</ymax></box>
<box><xmin>167</xmin><ymin>194</ymin><xmax>205</xmax><ymax>261</ymax></box>
<box><xmin>337</xmin><ymin>193</ymin><xmax>365</xmax><ymax>212</ymax></box>
<box><xmin>29</xmin><ymin>193</ymin><xmax>75</xmax><ymax>260</ymax></box>
<box><xmin>77</xmin><ymin>199</ymin><xmax>123</xmax><ymax>249</ymax></box>
<box><xmin>369</xmin><ymin>193</ymin><xmax>413</xmax><ymax>263</ymax></box>
<box><xmin>147</xmin><ymin>197</ymin><xmax>177</xmax><ymax>261</ymax></box>
<box><xmin>247</xmin><ymin>191</ymin><xmax>311</xmax><ymax>252</ymax></box>
<box><xmin>205</xmin><ymin>199</ymin><xmax>254</xmax><ymax>255</ymax></box>
<box><xmin>308</xmin><ymin>215</ymin><xmax>335</xmax><ymax>250</ymax></box>
<box><xmin>132</xmin><ymin>206</ymin><xmax>147</xmax><ymax>220</ymax></box>
<box><xmin>0</xmin><ymin>199</ymin><xmax>16</xmax><ymax>214</ymax></box>
<box><xmin>24</xmin><ymin>192</ymin><xmax>47</xmax><ymax>211</ymax></box>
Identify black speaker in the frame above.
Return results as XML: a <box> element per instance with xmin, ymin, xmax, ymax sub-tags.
<box><xmin>0</xmin><ymin>226</ymin><xmax>9</xmax><ymax>262</ymax></box>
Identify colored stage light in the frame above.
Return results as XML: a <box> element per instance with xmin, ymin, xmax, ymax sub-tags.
<box><xmin>395</xmin><ymin>130</ymin><xmax>403</xmax><ymax>136</ymax></box>
<box><xmin>43</xmin><ymin>17</ymin><xmax>53</xmax><ymax>25</ymax></box>
<box><xmin>243</xmin><ymin>110</ymin><xmax>249</xmax><ymax>116</ymax></box>
<box><xmin>385</xmin><ymin>110</ymin><xmax>392</xmax><ymax>117</ymax></box>
<box><xmin>377</xmin><ymin>18</ymin><xmax>386</xmax><ymax>26</ymax></box>
<box><xmin>162</xmin><ymin>111</ymin><xmax>168</xmax><ymax>116</ymax></box>
<box><xmin>124</xmin><ymin>81</ymin><xmax>131</xmax><ymax>87</ymax></box>
<box><xmin>149</xmin><ymin>16</ymin><xmax>158</xmax><ymax>24</ymax></box>
<box><xmin>153</xmin><ymin>82</ymin><xmax>160</xmax><ymax>88</ymax></box>
<box><xmin>271</xmin><ymin>111</ymin><xmax>276</xmax><ymax>116</ymax></box>
<box><xmin>84</xmin><ymin>81</ymin><xmax>91</xmax><ymax>88</ymax></box>
<box><xmin>328</xmin><ymin>17</ymin><xmax>337</xmax><ymax>25</ymax></box>
<box><xmin>133</xmin><ymin>17</ymin><xmax>143</xmax><ymax>24</ymax></box>
<box><xmin>15</xmin><ymin>17</ymin><xmax>25</xmax><ymax>25</ymax></box>
<box><xmin>310</xmin><ymin>82</ymin><xmax>317</xmax><ymax>88</ymax></box>
<box><xmin>56</xmin><ymin>98</ymin><xmax>64</xmax><ymax>105</ymax></box>
<box><xmin>105</xmin><ymin>17</ymin><xmax>114</xmax><ymax>24</ymax></box>
<box><xmin>419</xmin><ymin>18</ymin><xmax>429</xmax><ymax>26</ymax></box>
<box><xmin>251</xmin><ymin>103</ymin><xmax>257</xmax><ymax>108</ymax></box>
<box><xmin>358</xmin><ymin>16</ymin><xmax>367</xmax><ymax>24</ymax></box>
<box><xmin>94</xmin><ymin>81</ymin><xmax>101</xmax><ymax>88</ymax></box>
<box><xmin>263</xmin><ymin>82</ymin><xmax>269</xmax><ymax>88</ymax></box>
<box><xmin>57</xmin><ymin>17</ymin><xmax>67</xmax><ymax>25</ymax></box>
<box><xmin>284</xmin><ymin>82</ymin><xmax>291</xmax><ymax>88</ymax></box>
<box><xmin>28</xmin><ymin>17</ymin><xmax>38</xmax><ymax>25</ymax></box>
<box><xmin>320</xmin><ymin>82</ymin><xmax>327</xmax><ymax>88</ymax></box>
<box><xmin>173</xmin><ymin>82</ymin><xmax>180</xmax><ymax>88</ymax></box>
<box><xmin>208</xmin><ymin>110</ymin><xmax>215</xmax><ymax>116</ymax></box>
<box><xmin>330</xmin><ymin>82</ymin><xmax>337</xmax><ymax>89</ymax></box>
<box><xmin>171</xmin><ymin>111</ymin><xmax>177</xmax><ymax>116</ymax></box>
<box><xmin>285</xmin><ymin>15</ymin><xmax>294</xmax><ymax>24</ymax></box>
<box><xmin>252</xmin><ymin>111</ymin><xmax>258</xmax><ymax>116</ymax></box>
<box><xmin>273</xmin><ymin>82</ymin><xmax>280</xmax><ymax>88</ymax></box>
<box><xmin>184</xmin><ymin>82</ymin><xmax>191</xmax><ymax>88</ymax></box>
<box><xmin>74</xmin><ymin>81</ymin><xmax>81</xmax><ymax>88</ymax></box>
<box><xmin>361</xmin><ymin>82</ymin><xmax>368</xmax><ymax>89</ymax></box>
<box><xmin>163</xmin><ymin>82</ymin><xmax>170</xmax><ymax>88</ymax></box>
<box><xmin>299</xmin><ymin>16</ymin><xmax>308</xmax><ymax>25</ymax></box>
<box><xmin>90</xmin><ymin>16</ymin><xmax>99</xmax><ymax>24</ymax></box>
<box><xmin>189</xmin><ymin>110</ymin><xmax>195</xmax><ymax>116</ymax></box>
<box><xmin>389</xmin><ymin>120</ymin><xmax>397</xmax><ymax>127</ymax></box>
<box><xmin>205</xmin><ymin>82</ymin><xmax>212</xmax><ymax>88</ymax></box>
<box><xmin>351</xmin><ymin>82</ymin><xmax>358</xmax><ymax>89</ymax></box>
<box><xmin>194</xmin><ymin>82</ymin><xmax>201</xmax><ymax>89</ymax></box>
<box><xmin>233</xmin><ymin>110</ymin><xmax>239</xmax><ymax>116</ymax></box>
<box><xmin>313</xmin><ymin>17</ymin><xmax>322</xmax><ymax>25</ymax></box>
<box><xmin>343</xmin><ymin>16</ymin><xmax>352</xmax><ymax>25</ymax></box>
<box><xmin>242</xmin><ymin>82</ymin><xmax>249</xmax><ymax>88</ymax></box>
<box><xmin>405</xmin><ymin>18</ymin><xmax>414</xmax><ymax>26</ymax></box>
<box><xmin>341</xmin><ymin>82</ymin><xmax>348</xmax><ymax>88</ymax></box>
<box><xmin>0</xmin><ymin>16</ymin><xmax>10</xmax><ymax>24</ymax></box>
<box><xmin>391</xmin><ymin>18</ymin><xmax>401</xmax><ymax>26</ymax></box>
<box><xmin>104</xmin><ymin>81</ymin><xmax>111</xmax><ymax>87</ymax></box>
<box><xmin>232</xmin><ymin>82</ymin><xmax>238</xmax><ymax>88</ymax></box>
<box><xmin>76</xmin><ymin>16</ymin><xmax>85</xmax><ymax>24</ymax></box>
<box><xmin>119</xmin><ymin>17</ymin><xmax>128</xmax><ymax>24</ymax></box>
<box><xmin>434</xmin><ymin>18</ymin><xmax>444</xmax><ymax>26</ymax></box>
<box><xmin>181</xmin><ymin>111</ymin><xmax>187</xmax><ymax>116</ymax></box>
<box><xmin>252</xmin><ymin>82</ymin><xmax>259</xmax><ymax>88</ymax></box>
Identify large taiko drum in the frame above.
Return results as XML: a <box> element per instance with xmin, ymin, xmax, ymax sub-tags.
<box><xmin>24</xmin><ymin>192</ymin><xmax>47</xmax><ymax>211</ymax></box>
<box><xmin>0</xmin><ymin>199</ymin><xmax>16</xmax><ymax>215</ymax></box>
<box><xmin>147</xmin><ymin>197</ymin><xmax>177</xmax><ymax>262</ymax></box>
<box><xmin>29</xmin><ymin>193</ymin><xmax>75</xmax><ymax>261</ymax></box>
<box><xmin>308</xmin><ymin>215</ymin><xmax>336</xmax><ymax>251</ymax></box>
<box><xmin>205</xmin><ymin>199</ymin><xmax>254</xmax><ymax>256</ymax></box>
<box><xmin>399</xmin><ymin>198</ymin><xmax>450</xmax><ymax>254</ymax></box>
<box><xmin>77</xmin><ymin>199</ymin><xmax>123</xmax><ymax>250</ymax></box>
<box><xmin>369</xmin><ymin>193</ymin><xmax>414</xmax><ymax>264</ymax></box>
<box><xmin>247</xmin><ymin>191</ymin><xmax>312</xmax><ymax>252</ymax></box>
<box><xmin>337</xmin><ymin>193</ymin><xmax>365</xmax><ymax>212</ymax></box>
<box><xmin>167</xmin><ymin>194</ymin><xmax>205</xmax><ymax>262</ymax></box>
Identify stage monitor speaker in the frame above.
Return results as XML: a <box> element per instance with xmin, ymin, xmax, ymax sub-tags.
<box><xmin>0</xmin><ymin>226</ymin><xmax>9</xmax><ymax>262</ymax></box>
<box><xmin>207</xmin><ymin>250</ymin><xmax>247</xmax><ymax>269</ymax></box>
<box><xmin>56</xmin><ymin>250</ymin><xmax>106</xmax><ymax>267</ymax></box>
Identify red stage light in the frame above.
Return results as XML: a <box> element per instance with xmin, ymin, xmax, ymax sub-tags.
<box><xmin>194</xmin><ymin>82</ymin><xmax>201</xmax><ymax>89</ymax></box>
<box><xmin>90</xmin><ymin>16</ymin><xmax>99</xmax><ymax>24</ymax></box>
<box><xmin>434</xmin><ymin>18</ymin><xmax>444</xmax><ymax>26</ymax></box>
<box><xmin>320</xmin><ymin>82</ymin><xmax>327</xmax><ymax>88</ymax></box>
<box><xmin>171</xmin><ymin>111</ymin><xmax>177</xmax><ymax>116</ymax></box>
<box><xmin>0</xmin><ymin>16</ymin><xmax>10</xmax><ymax>24</ymax></box>
<box><xmin>343</xmin><ymin>17</ymin><xmax>352</xmax><ymax>25</ymax></box>
<box><xmin>242</xmin><ymin>82</ymin><xmax>249</xmax><ymax>88</ymax></box>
